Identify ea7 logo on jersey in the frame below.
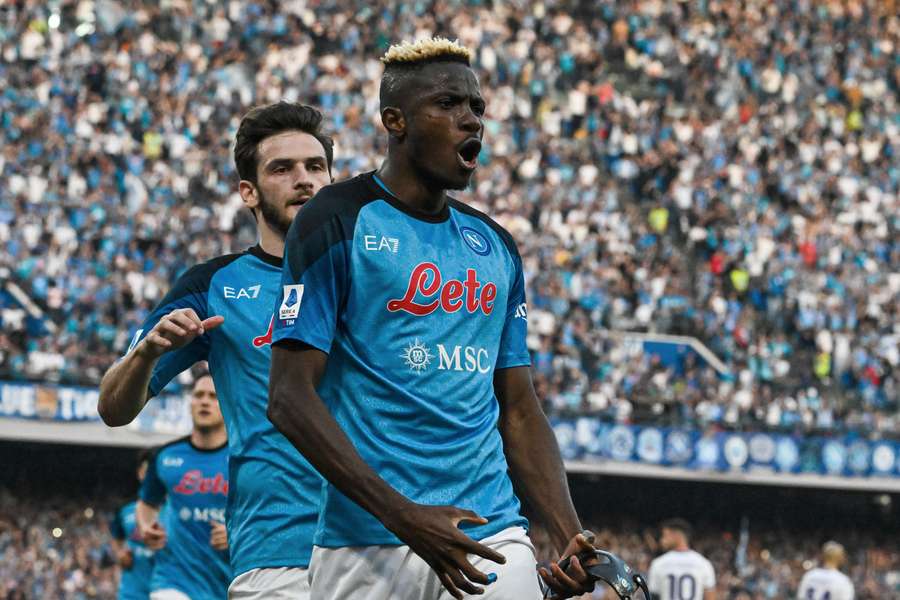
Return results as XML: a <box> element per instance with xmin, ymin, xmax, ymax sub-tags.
<box><xmin>224</xmin><ymin>285</ymin><xmax>260</xmax><ymax>299</ymax></box>
<box><xmin>162</xmin><ymin>456</ymin><xmax>184</xmax><ymax>468</ymax></box>
<box><xmin>279</xmin><ymin>284</ymin><xmax>304</xmax><ymax>320</ymax></box>
<box><xmin>364</xmin><ymin>235</ymin><xmax>399</xmax><ymax>253</ymax></box>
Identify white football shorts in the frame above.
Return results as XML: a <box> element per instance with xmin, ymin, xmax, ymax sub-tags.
<box><xmin>228</xmin><ymin>566</ymin><xmax>310</xmax><ymax>599</ymax></box>
<box><xmin>149</xmin><ymin>590</ymin><xmax>192</xmax><ymax>600</ymax></box>
<box><xmin>309</xmin><ymin>526</ymin><xmax>542</xmax><ymax>600</ymax></box>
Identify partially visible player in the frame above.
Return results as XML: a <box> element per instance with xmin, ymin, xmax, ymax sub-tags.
<box><xmin>647</xmin><ymin>519</ymin><xmax>715</xmax><ymax>600</ymax></box>
<box><xmin>98</xmin><ymin>102</ymin><xmax>335</xmax><ymax>598</ymax></box>
<box><xmin>268</xmin><ymin>37</ymin><xmax>598</xmax><ymax>600</ymax></box>
<box><xmin>136</xmin><ymin>372</ymin><xmax>230</xmax><ymax>600</ymax></box>
<box><xmin>797</xmin><ymin>541</ymin><xmax>854</xmax><ymax>600</ymax></box>
<box><xmin>110</xmin><ymin>449</ymin><xmax>156</xmax><ymax>600</ymax></box>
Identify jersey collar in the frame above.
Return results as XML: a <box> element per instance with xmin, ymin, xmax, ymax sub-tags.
<box><xmin>247</xmin><ymin>244</ymin><xmax>282</xmax><ymax>267</ymax></box>
<box><xmin>366</xmin><ymin>171</ymin><xmax>451</xmax><ymax>224</ymax></box>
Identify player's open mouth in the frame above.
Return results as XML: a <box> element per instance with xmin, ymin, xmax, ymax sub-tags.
<box><xmin>456</xmin><ymin>138</ymin><xmax>482</xmax><ymax>170</ymax></box>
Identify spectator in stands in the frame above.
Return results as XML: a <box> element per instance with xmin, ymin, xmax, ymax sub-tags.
<box><xmin>0</xmin><ymin>1</ymin><xmax>896</xmax><ymax>438</ymax></box>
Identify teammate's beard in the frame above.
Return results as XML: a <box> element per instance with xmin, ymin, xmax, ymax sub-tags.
<box><xmin>256</xmin><ymin>189</ymin><xmax>293</xmax><ymax>237</ymax></box>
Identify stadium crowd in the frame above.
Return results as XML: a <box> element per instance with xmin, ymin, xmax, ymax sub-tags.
<box><xmin>0</xmin><ymin>488</ymin><xmax>896</xmax><ymax>599</ymax></box>
<box><xmin>531</xmin><ymin>520</ymin><xmax>900</xmax><ymax>599</ymax></box>
<box><xmin>0</xmin><ymin>490</ymin><xmax>117</xmax><ymax>599</ymax></box>
<box><xmin>0</xmin><ymin>0</ymin><xmax>897</xmax><ymax>437</ymax></box>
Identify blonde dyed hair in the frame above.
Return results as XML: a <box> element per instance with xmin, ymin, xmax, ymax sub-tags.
<box><xmin>381</xmin><ymin>37</ymin><xmax>471</xmax><ymax>66</ymax></box>
<box><xmin>823</xmin><ymin>541</ymin><xmax>847</xmax><ymax>566</ymax></box>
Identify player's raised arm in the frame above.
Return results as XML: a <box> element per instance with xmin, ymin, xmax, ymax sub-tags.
<box><xmin>99</xmin><ymin>308</ymin><xmax>222</xmax><ymax>425</ymax></box>
<box><xmin>98</xmin><ymin>263</ymin><xmax>224</xmax><ymax>426</ymax></box>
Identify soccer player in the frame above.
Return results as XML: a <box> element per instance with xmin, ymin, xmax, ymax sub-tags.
<box><xmin>647</xmin><ymin>519</ymin><xmax>715</xmax><ymax>600</ymax></box>
<box><xmin>110</xmin><ymin>449</ymin><xmax>156</xmax><ymax>600</ymax></box>
<box><xmin>797</xmin><ymin>541</ymin><xmax>854</xmax><ymax>600</ymax></box>
<box><xmin>136</xmin><ymin>372</ymin><xmax>230</xmax><ymax>600</ymax></box>
<box><xmin>98</xmin><ymin>102</ymin><xmax>334</xmax><ymax>598</ymax></box>
<box><xmin>268</xmin><ymin>38</ymin><xmax>596</xmax><ymax>600</ymax></box>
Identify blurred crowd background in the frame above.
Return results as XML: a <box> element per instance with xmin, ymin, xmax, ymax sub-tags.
<box><xmin>0</xmin><ymin>2</ymin><xmax>897</xmax><ymax>598</ymax></box>
<box><xmin>0</xmin><ymin>0</ymin><xmax>897</xmax><ymax>441</ymax></box>
<box><xmin>1</xmin><ymin>488</ymin><xmax>896</xmax><ymax>600</ymax></box>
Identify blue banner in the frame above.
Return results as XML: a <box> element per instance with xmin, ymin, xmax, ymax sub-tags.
<box><xmin>0</xmin><ymin>380</ymin><xmax>189</xmax><ymax>434</ymax></box>
<box><xmin>552</xmin><ymin>418</ymin><xmax>900</xmax><ymax>479</ymax></box>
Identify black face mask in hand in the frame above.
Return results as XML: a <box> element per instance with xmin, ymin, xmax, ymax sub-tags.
<box><xmin>538</xmin><ymin>532</ymin><xmax>650</xmax><ymax>600</ymax></box>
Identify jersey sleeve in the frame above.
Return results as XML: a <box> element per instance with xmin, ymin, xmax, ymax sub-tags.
<box><xmin>796</xmin><ymin>573</ymin><xmax>811</xmax><ymax>600</ymax></box>
<box><xmin>647</xmin><ymin>558</ymin><xmax>663</xmax><ymax>595</ymax></box>
<box><xmin>702</xmin><ymin>558</ymin><xmax>715</xmax><ymax>589</ymax></box>
<box><xmin>495</xmin><ymin>248</ymin><xmax>531</xmax><ymax>369</ymax></box>
<box><xmin>139</xmin><ymin>450</ymin><xmax>167</xmax><ymax>507</ymax></box>
<box><xmin>126</xmin><ymin>263</ymin><xmax>221</xmax><ymax>397</ymax></box>
<box><xmin>272</xmin><ymin>192</ymin><xmax>354</xmax><ymax>353</ymax></box>
<box><xmin>843</xmin><ymin>576</ymin><xmax>855</xmax><ymax>600</ymax></box>
<box><xmin>109</xmin><ymin>507</ymin><xmax>126</xmax><ymax>540</ymax></box>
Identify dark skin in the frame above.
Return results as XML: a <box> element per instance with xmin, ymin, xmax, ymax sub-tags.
<box><xmin>377</xmin><ymin>61</ymin><xmax>486</xmax><ymax>212</ymax></box>
<box><xmin>268</xmin><ymin>60</ymin><xmax>595</xmax><ymax>599</ymax></box>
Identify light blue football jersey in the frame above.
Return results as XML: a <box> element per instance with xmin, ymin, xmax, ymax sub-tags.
<box><xmin>129</xmin><ymin>246</ymin><xmax>322</xmax><ymax>576</ymax></box>
<box><xmin>140</xmin><ymin>437</ymin><xmax>230</xmax><ymax>599</ymax></box>
<box><xmin>110</xmin><ymin>500</ymin><xmax>155</xmax><ymax>600</ymax></box>
<box><xmin>272</xmin><ymin>171</ymin><xmax>531</xmax><ymax>547</ymax></box>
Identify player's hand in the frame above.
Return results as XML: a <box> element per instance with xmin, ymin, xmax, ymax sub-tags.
<box><xmin>383</xmin><ymin>503</ymin><xmax>506</xmax><ymax>599</ymax></box>
<box><xmin>139</xmin><ymin>520</ymin><xmax>167</xmax><ymax>551</ymax></box>
<box><xmin>538</xmin><ymin>531</ymin><xmax>598</xmax><ymax>599</ymax></box>
<box><xmin>137</xmin><ymin>308</ymin><xmax>224</xmax><ymax>359</ymax></box>
<box><xmin>117</xmin><ymin>547</ymin><xmax>134</xmax><ymax>570</ymax></box>
<box><xmin>210</xmin><ymin>521</ymin><xmax>228</xmax><ymax>551</ymax></box>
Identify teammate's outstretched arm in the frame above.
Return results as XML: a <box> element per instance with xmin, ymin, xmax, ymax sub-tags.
<box><xmin>494</xmin><ymin>365</ymin><xmax>596</xmax><ymax>598</ymax></box>
<box><xmin>268</xmin><ymin>342</ymin><xmax>507</xmax><ymax>599</ymax></box>
<box><xmin>98</xmin><ymin>308</ymin><xmax>223</xmax><ymax>426</ymax></box>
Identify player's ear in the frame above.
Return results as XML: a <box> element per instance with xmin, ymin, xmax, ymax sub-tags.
<box><xmin>238</xmin><ymin>180</ymin><xmax>260</xmax><ymax>211</ymax></box>
<box><xmin>381</xmin><ymin>106</ymin><xmax>406</xmax><ymax>140</ymax></box>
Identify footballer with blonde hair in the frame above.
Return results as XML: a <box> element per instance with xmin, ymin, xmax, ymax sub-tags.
<box><xmin>797</xmin><ymin>542</ymin><xmax>855</xmax><ymax>600</ymax></box>
<box><xmin>268</xmin><ymin>37</ymin><xmax>599</xmax><ymax>599</ymax></box>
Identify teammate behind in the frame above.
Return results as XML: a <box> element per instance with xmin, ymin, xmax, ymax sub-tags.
<box><xmin>268</xmin><ymin>37</ymin><xmax>598</xmax><ymax>600</ymax></box>
<box><xmin>136</xmin><ymin>371</ymin><xmax>230</xmax><ymax>600</ymax></box>
<box><xmin>98</xmin><ymin>102</ymin><xmax>334</xmax><ymax>598</ymax></box>
<box><xmin>647</xmin><ymin>519</ymin><xmax>715</xmax><ymax>600</ymax></box>
<box><xmin>797</xmin><ymin>541</ymin><xmax>854</xmax><ymax>600</ymax></box>
<box><xmin>110</xmin><ymin>449</ymin><xmax>156</xmax><ymax>600</ymax></box>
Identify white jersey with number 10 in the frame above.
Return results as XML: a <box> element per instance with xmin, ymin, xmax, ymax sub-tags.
<box><xmin>648</xmin><ymin>550</ymin><xmax>715</xmax><ymax>600</ymax></box>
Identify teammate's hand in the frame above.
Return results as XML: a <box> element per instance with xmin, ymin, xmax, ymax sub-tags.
<box><xmin>210</xmin><ymin>521</ymin><xmax>228</xmax><ymax>551</ymax></box>
<box><xmin>137</xmin><ymin>308</ymin><xmax>224</xmax><ymax>359</ymax></box>
<box><xmin>140</xmin><ymin>520</ymin><xmax>167</xmax><ymax>551</ymax></box>
<box><xmin>117</xmin><ymin>547</ymin><xmax>134</xmax><ymax>570</ymax></box>
<box><xmin>382</xmin><ymin>503</ymin><xmax>506</xmax><ymax>599</ymax></box>
<box><xmin>538</xmin><ymin>531</ymin><xmax>597</xmax><ymax>599</ymax></box>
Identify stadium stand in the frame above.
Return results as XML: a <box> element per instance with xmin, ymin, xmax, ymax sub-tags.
<box><xmin>1</xmin><ymin>1</ymin><xmax>898</xmax><ymax>598</ymax></box>
<box><xmin>1</xmin><ymin>442</ymin><xmax>897</xmax><ymax>599</ymax></box>
<box><xmin>1</xmin><ymin>0</ymin><xmax>895</xmax><ymax>439</ymax></box>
